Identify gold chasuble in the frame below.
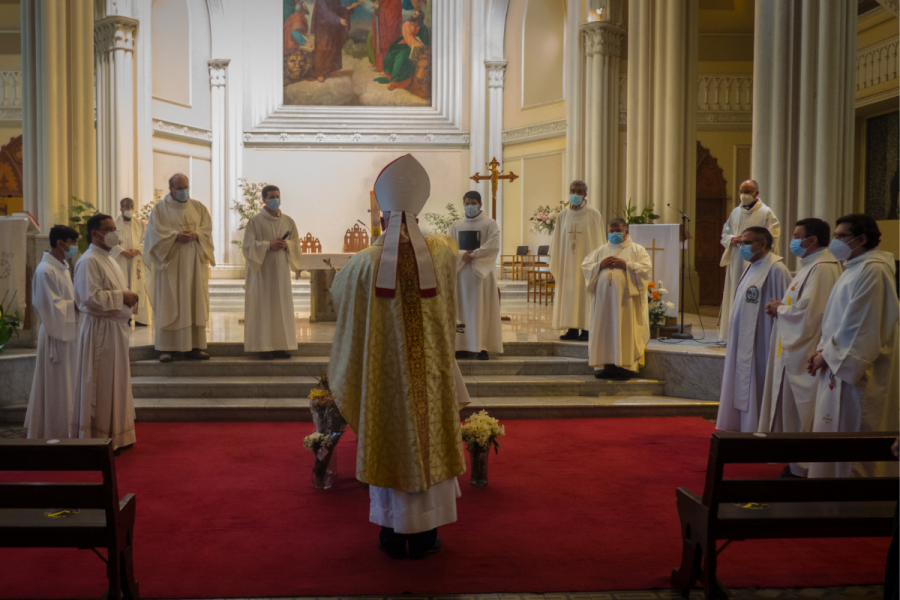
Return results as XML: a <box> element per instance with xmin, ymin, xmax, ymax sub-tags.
<box><xmin>329</xmin><ymin>233</ymin><xmax>465</xmax><ymax>493</ymax></box>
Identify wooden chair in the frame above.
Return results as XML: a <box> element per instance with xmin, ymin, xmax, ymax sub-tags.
<box><xmin>524</xmin><ymin>246</ymin><xmax>551</xmax><ymax>303</ymax></box>
<box><xmin>672</xmin><ymin>431</ymin><xmax>899</xmax><ymax>600</ymax></box>
<box><xmin>537</xmin><ymin>270</ymin><xmax>555</xmax><ymax>305</ymax></box>
<box><xmin>500</xmin><ymin>246</ymin><xmax>529</xmax><ymax>280</ymax></box>
<box><xmin>0</xmin><ymin>438</ymin><xmax>139</xmax><ymax>599</ymax></box>
<box><xmin>343</xmin><ymin>224</ymin><xmax>370</xmax><ymax>253</ymax></box>
<box><xmin>300</xmin><ymin>232</ymin><xmax>322</xmax><ymax>254</ymax></box>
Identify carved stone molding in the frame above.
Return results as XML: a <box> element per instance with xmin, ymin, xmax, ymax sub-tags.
<box><xmin>581</xmin><ymin>21</ymin><xmax>626</xmax><ymax>58</ymax></box>
<box><xmin>94</xmin><ymin>16</ymin><xmax>138</xmax><ymax>54</ymax></box>
<box><xmin>502</xmin><ymin>119</ymin><xmax>566</xmax><ymax>146</ymax></box>
<box><xmin>242</xmin><ymin>130</ymin><xmax>469</xmax><ymax>149</ymax></box>
<box><xmin>486</xmin><ymin>61</ymin><xmax>507</xmax><ymax>89</ymax></box>
<box><xmin>152</xmin><ymin>119</ymin><xmax>213</xmax><ymax>145</ymax></box>
<box><xmin>856</xmin><ymin>35</ymin><xmax>899</xmax><ymax>92</ymax></box>
<box><xmin>208</xmin><ymin>59</ymin><xmax>230</xmax><ymax>88</ymax></box>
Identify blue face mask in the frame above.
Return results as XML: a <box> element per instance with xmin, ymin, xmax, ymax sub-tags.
<box><xmin>789</xmin><ymin>237</ymin><xmax>811</xmax><ymax>258</ymax></box>
<box><xmin>64</xmin><ymin>244</ymin><xmax>78</xmax><ymax>260</ymax></box>
<box><xmin>739</xmin><ymin>243</ymin><xmax>758</xmax><ymax>262</ymax></box>
<box><xmin>570</xmin><ymin>194</ymin><xmax>584</xmax><ymax>206</ymax></box>
<box><xmin>266</xmin><ymin>198</ymin><xmax>281</xmax><ymax>211</ymax></box>
<box><xmin>174</xmin><ymin>188</ymin><xmax>189</xmax><ymax>202</ymax></box>
<box><xmin>608</xmin><ymin>232</ymin><xmax>624</xmax><ymax>245</ymax></box>
<box><xmin>465</xmin><ymin>204</ymin><xmax>480</xmax><ymax>218</ymax></box>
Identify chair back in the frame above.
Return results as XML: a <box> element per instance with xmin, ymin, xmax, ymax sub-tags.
<box><xmin>537</xmin><ymin>245</ymin><xmax>549</xmax><ymax>256</ymax></box>
<box><xmin>516</xmin><ymin>245</ymin><xmax>529</xmax><ymax>256</ymax></box>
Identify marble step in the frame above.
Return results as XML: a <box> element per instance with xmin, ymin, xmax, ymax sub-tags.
<box><xmin>130</xmin><ymin>355</ymin><xmax>595</xmax><ymax>378</ymax></box>
<box><xmin>129</xmin><ymin>374</ymin><xmax>665</xmax><ymax>399</ymax></box>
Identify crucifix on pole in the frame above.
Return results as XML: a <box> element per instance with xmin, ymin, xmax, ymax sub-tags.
<box><xmin>470</xmin><ymin>157</ymin><xmax>518</xmax><ymax>221</ymax></box>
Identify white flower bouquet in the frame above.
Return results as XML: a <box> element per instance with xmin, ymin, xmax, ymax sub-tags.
<box><xmin>460</xmin><ymin>410</ymin><xmax>506</xmax><ymax>453</ymax></box>
<box><xmin>647</xmin><ymin>280</ymin><xmax>675</xmax><ymax>330</ymax></box>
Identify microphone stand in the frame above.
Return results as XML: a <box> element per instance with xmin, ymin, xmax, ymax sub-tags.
<box><xmin>667</xmin><ymin>204</ymin><xmax>694</xmax><ymax>340</ymax></box>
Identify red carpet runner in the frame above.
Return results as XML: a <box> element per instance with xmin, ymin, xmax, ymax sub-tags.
<box><xmin>1</xmin><ymin>418</ymin><xmax>890</xmax><ymax>598</ymax></box>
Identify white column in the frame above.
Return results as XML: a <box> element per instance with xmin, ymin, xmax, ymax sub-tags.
<box><xmin>469</xmin><ymin>0</ymin><xmax>487</xmax><ymax>199</ymax></box>
<box><xmin>752</xmin><ymin>0</ymin><xmax>856</xmax><ymax>258</ymax></box>
<box><xmin>21</xmin><ymin>1</ymin><xmax>96</xmax><ymax>231</ymax></box>
<box><xmin>486</xmin><ymin>60</ymin><xmax>507</xmax><ymax>236</ymax></box>
<box><xmin>209</xmin><ymin>59</ymin><xmax>231</xmax><ymax>268</ymax></box>
<box><xmin>94</xmin><ymin>15</ymin><xmax>139</xmax><ymax>217</ymax></box>
<box><xmin>565</xmin><ymin>0</ymin><xmax>582</xmax><ymax>184</ymax></box>
<box><xmin>581</xmin><ymin>20</ymin><xmax>625</xmax><ymax>221</ymax></box>
<box><xmin>624</xmin><ymin>0</ymin><xmax>698</xmax><ymax>219</ymax></box>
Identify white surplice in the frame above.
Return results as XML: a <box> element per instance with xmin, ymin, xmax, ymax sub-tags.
<box><xmin>549</xmin><ymin>206</ymin><xmax>605</xmax><ymax>331</ymax></box>
<box><xmin>582</xmin><ymin>237</ymin><xmax>652</xmax><ymax>371</ymax></box>
<box><xmin>242</xmin><ymin>209</ymin><xmax>301</xmax><ymax>352</ymax></box>
<box><xmin>111</xmin><ymin>215</ymin><xmax>151</xmax><ymax>325</ymax></box>
<box><xmin>143</xmin><ymin>195</ymin><xmax>215</xmax><ymax>352</ymax></box>
<box><xmin>716</xmin><ymin>252</ymin><xmax>791</xmax><ymax>432</ymax></box>
<box><xmin>448</xmin><ymin>212</ymin><xmax>503</xmax><ymax>354</ymax></box>
<box><xmin>808</xmin><ymin>249</ymin><xmax>899</xmax><ymax>479</ymax></box>
<box><xmin>73</xmin><ymin>245</ymin><xmax>136</xmax><ymax>451</ymax></box>
<box><xmin>24</xmin><ymin>253</ymin><xmax>79</xmax><ymax>439</ymax></box>
<box><xmin>718</xmin><ymin>201</ymin><xmax>780</xmax><ymax>340</ymax></box>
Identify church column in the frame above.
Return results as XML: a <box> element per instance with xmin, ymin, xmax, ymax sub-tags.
<box><xmin>469</xmin><ymin>0</ymin><xmax>487</xmax><ymax>198</ymax></box>
<box><xmin>485</xmin><ymin>61</ymin><xmax>506</xmax><ymax>240</ymax></box>
<box><xmin>94</xmin><ymin>15</ymin><xmax>139</xmax><ymax>217</ymax></box>
<box><xmin>581</xmin><ymin>20</ymin><xmax>626</xmax><ymax>221</ymax></box>
<box><xmin>752</xmin><ymin>0</ymin><xmax>856</xmax><ymax>257</ymax></box>
<box><xmin>209</xmin><ymin>59</ymin><xmax>232</xmax><ymax>268</ymax></box>
<box><xmin>565</xmin><ymin>0</ymin><xmax>582</xmax><ymax>184</ymax></box>
<box><xmin>21</xmin><ymin>1</ymin><xmax>96</xmax><ymax>231</ymax></box>
<box><xmin>624</xmin><ymin>0</ymin><xmax>698</xmax><ymax>219</ymax></box>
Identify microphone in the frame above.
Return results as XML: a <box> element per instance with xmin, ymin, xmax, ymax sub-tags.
<box><xmin>667</xmin><ymin>203</ymin><xmax>690</xmax><ymax>221</ymax></box>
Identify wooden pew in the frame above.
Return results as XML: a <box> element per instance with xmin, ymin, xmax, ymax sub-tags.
<box><xmin>672</xmin><ymin>431</ymin><xmax>898</xmax><ymax>600</ymax></box>
<box><xmin>0</xmin><ymin>438</ymin><xmax>139</xmax><ymax>599</ymax></box>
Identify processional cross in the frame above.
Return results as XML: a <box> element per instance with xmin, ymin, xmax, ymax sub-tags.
<box><xmin>646</xmin><ymin>238</ymin><xmax>664</xmax><ymax>282</ymax></box>
<box><xmin>470</xmin><ymin>157</ymin><xmax>518</xmax><ymax>221</ymax></box>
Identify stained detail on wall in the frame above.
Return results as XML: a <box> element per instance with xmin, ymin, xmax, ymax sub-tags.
<box><xmin>865</xmin><ymin>111</ymin><xmax>899</xmax><ymax>220</ymax></box>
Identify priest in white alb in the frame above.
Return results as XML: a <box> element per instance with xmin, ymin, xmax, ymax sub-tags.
<box><xmin>758</xmin><ymin>218</ymin><xmax>841</xmax><ymax>477</ymax></box>
<box><xmin>716</xmin><ymin>226</ymin><xmax>791</xmax><ymax>433</ymax></box>
<box><xmin>74</xmin><ymin>214</ymin><xmax>138</xmax><ymax>453</ymax></box>
<box><xmin>582</xmin><ymin>218</ymin><xmax>652</xmax><ymax>381</ymax></box>
<box><xmin>111</xmin><ymin>197</ymin><xmax>151</xmax><ymax>326</ymax></box>
<box><xmin>718</xmin><ymin>179</ymin><xmax>780</xmax><ymax>340</ymax></box>
<box><xmin>242</xmin><ymin>184</ymin><xmax>301</xmax><ymax>359</ymax></box>
<box><xmin>330</xmin><ymin>155</ymin><xmax>466</xmax><ymax>559</ymax></box>
<box><xmin>448</xmin><ymin>190</ymin><xmax>502</xmax><ymax>360</ymax></box>
<box><xmin>807</xmin><ymin>214</ymin><xmax>899</xmax><ymax>478</ymax></box>
<box><xmin>24</xmin><ymin>225</ymin><xmax>80</xmax><ymax>439</ymax></box>
<box><xmin>549</xmin><ymin>180</ymin><xmax>605</xmax><ymax>341</ymax></box>
<box><xmin>143</xmin><ymin>173</ymin><xmax>216</xmax><ymax>363</ymax></box>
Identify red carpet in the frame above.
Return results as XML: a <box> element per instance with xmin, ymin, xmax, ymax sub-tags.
<box><xmin>0</xmin><ymin>418</ymin><xmax>890</xmax><ymax>598</ymax></box>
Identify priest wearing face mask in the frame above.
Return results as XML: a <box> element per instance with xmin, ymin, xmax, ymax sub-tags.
<box><xmin>716</xmin><ymin>226</ymin><xmax>791</xmax><ymax>433</ymax></box>
<box><xmin>24</xmin><ymin>225</ymin><xmax>81</xmax><ymax>440</ymax></box>
<box><xmin>758</xmin><ymin>218</ymin><xmax>841</xmax><ymax>477</ymax></box>
<box><xmin>73</xmin><ymin>214</ymin><xmax>139</xmax><ymax>453</ymax></box>
<box><xmin>582</xmin><ymin>218</ymin><xmax>652</xmax><ymax>381</ymax></box>
<box><xmin>548</xmin><ymin>180</ymin><xmax>605</xmax><ymax>341</ymax></box>
<box><xmin>111</xmin><ymin>197</ymin><xmax>151</xmax><ymax>327</ymax></box>
<box><xmin>242</xmin><ymin>185</ymin><xmax>302</xmax><ymax>359</ymax></box>
<box><xmin>718</xmin><ymin>180</ymin><xmax>780</xmax><ymax>341</ymax></box>
<box><xmin>448</xmin><ymin>190</ymin><xmax>502</xmax><ymax>361</ymax></box>
<box><xmin>807</xmin><ymin>214</ymin><xmax>899</xmax><ymax>478</ymax></box>
<box><xmin>143</xmin><ymin>173</ymin><xmax>216</xmax><ymax>363</ymax></box>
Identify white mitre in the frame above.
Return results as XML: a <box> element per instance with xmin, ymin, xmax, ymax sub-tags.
<box><xmin>373</xmin><ymin>154</ymin><xmax>438</xmax><ymax>298</ymax></box>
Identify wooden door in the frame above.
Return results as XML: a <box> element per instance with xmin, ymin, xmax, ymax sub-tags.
<box><xmin>695</xmin><ymin>142</ymin><xmax>729</xmax><ymax>306</ymax></box>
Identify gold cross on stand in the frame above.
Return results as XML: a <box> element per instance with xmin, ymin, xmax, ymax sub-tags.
<box><xmin>470</xmin><ymin>157</ymin><xmax>519</xmax><ymax>221</ymax></box>
<box><xmin>568</xmin><ymin>225</ymin><xmax>581</xmax><ymax>255</ymax></box>
<box><xmin>646</xmin><ymin>238</ymin><xmax>664</xmax><ymax>282</ymax></box>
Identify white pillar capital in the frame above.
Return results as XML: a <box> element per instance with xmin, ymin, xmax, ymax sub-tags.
<box><xmin>208</xmin><ymin>59</ymin><xmax>230</xmax><ymax>87</ymax></box>
<box><xmin>94</xmin><ymin>15</ymin><xmax>138</xmax><ymax>54</ymax></box>
<box><xmin>485</xmin><ymin>61</ymin><xmax>507</xmax><ymax>88</ymax></box>
<box><xmin>581</xmin><ymin>21</ymin><xmax>626</xmax><ymax>58</ymax></box>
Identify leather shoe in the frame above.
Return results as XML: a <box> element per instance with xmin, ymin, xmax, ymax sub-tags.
<box><xmin>559</xmin><ymin>328</ymin><xmax>579</xmax><ymax>340</ymax></box>
<box><xmin>613</xmin><ymin>367</ymin><xmax>634</xmax><ymax>381</ymax></box>
<box><xmin>455</xmin><ymin>350</ymin><xmax>471</xmax><ymax>360</ymax></box>
<box><xmin>594</xmin><ymin>368</ymin><xmax>615</xmax><ymax>379</ymax></box>
<box><xmin>187</xmin><ymin>349</ymin><xmax>210</xmax><ymax>360</ymax></box>
<box><xmin>273</xmin><ymin>351</ymin><xmax>291</xmax><ymax>359</ymax></box>
<box><xmin>577</xmin><ymin>330</ymin><xmax>589</xmax><ymax>342</ymax></box>
<box><xmin>477</xmin><ymin>350</ymin><xmax>489</xmax><ymax>361</ymax></box>
<box><xmin>378</xmin><ymin>540</ymin><xmax>406</xmax><ymax>560</ymax></box>
<box><xmin>259</xmin><ymin>352</ymin><xmax>274</xmax><ymax>360</ymax></box>
<box><xmin>409</xmin><ymin>537</ymin><xmax>442</xmax><ymax>560</ymax></box>
<box><xmin>159</xmin><ymin>352</ymin><xmax>173</xmax><ymax>363</ymax></box>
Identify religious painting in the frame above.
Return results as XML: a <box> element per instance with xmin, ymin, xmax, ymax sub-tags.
<box><xmin>864</xmin><ymin>111</ymin><xmax>899</xmax><ymax>220</ymax></box>
<box><xmin>282</xmin><ymin>0</ymin><xmax>432</xmax><ymax>107</ymax></box>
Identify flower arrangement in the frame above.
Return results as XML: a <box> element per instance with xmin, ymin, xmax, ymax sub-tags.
<box><xmin>305</xmin><ymin>373</ymin><xmax>347</xmax><ymax>489</ymax></box>
<box><xmin>529</xmin><ymin>200</ymin><xmax>568</xmax><ymax>235</ymax></box>
<box><xmin>619</xmin><ymin>199</ymin><xmax>660</xmax><ymax>224</ymax></box>
<box><xmin>0</xmin><ymin>291</ymin><xmax>22</xmax><ymax>354</ymax></box>
<box><xmin>648</xmin><ymin>280</ymin><xmax>676</xmax><ymax>330</ymax></box>
<box><xmin>138</xmin><ymin>189</ymin><xmax>164</xmax><ymax>223</ymax></box>
<box><xmin>460</xmin><ymin>410</ymin><xmax>505</xmax><ymax>453</ymax></box>
<box><xmin>303</xmin><ymin>432</ymin><xmax>335</xmax><ymax>456</ymax></box>
<box><xmin>231</xmin><ymin>179</ymin><xmax>269</xmax><ymax>250</ymax></box>
<box><xmin>422</xmin><ymin>203</ymin><xmax>462</xmax><ymax>235</ymax></box>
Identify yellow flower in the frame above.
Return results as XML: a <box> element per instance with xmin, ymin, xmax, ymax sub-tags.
<box><xmin>651</xmin><ymin>292</ymin><xmax>660</xmax><ymax>301</ymax></box>
<box><xmin>308</xmin><ymin>388</ymin><xmax>332</xmax><ymax>402</ymax></box>
<box><xmin>647</xmin><ymin>282</ymin><xmax>656</xmax><ymax>290</ymax></box>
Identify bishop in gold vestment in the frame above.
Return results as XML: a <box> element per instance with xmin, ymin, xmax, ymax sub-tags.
<box><xmin>329</xmin><ymin>154</ymin><xmax>466</xmax><ymax>559</ymax></box>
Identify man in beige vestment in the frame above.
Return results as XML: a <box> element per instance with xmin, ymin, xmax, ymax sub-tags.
<box><xmin>143</xmin><ymin>174</ymin><xmax>215</xmax><ymax>363</ymax></box>
<box><xmin>112</xmin><ymin>197</ymin><xmax>151</xmax><ymax>326</ymax></box>
<box><xmin>330</xmin><ymin>154</ymin><xmax>466</xmax><ymax>560</ymax></box>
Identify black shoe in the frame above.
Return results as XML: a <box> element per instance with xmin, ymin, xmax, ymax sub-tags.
<box><xmin>259</xmin><ymin>352</ymin><xmax>274</xmax><ymax>360</ymax></box>
<box><xmin>113</xmin><ymin>443</ymin><xmax>134</xmax><ymax>457</ymax></box>
<box><xmin>477</xmin><ymin>350</ymin><xmax>489</xmax><ymax>361</ymax></box>
<box><xmin>577</xmin><ymin>330</ymin><xmax>589</xmax><ymax>342</ymax></box>
<box><xmin>187</xmin><ymin>349</ymin><xmax>211</xmax><ymax>360</ymax></box>
<box><xmin>594</xmin><ymin>368</ymin><xmax>616</xmax><ymax>379</ymax></box>
<box><xmin>455</xmin><ymin>350</ymin><xmax>469</xmax><ymax>360</ymax></box>
<box><xmin>379</xmin><ymin>527</ymin><xmax>407</xmax><ymax>559</ymax></box>
<box><xmin>559</xmin><ymin>328</ymin><xmax>579</xmax><ymax>340</ymax></box>
<box><xmin>272</xmin><ymin>351</ymin><xmax>291</xmax><ymax>359</ymax></box>
<box><xmin>409</xmin><ymin>536</ymin><xmax>442</xmax><ymax>560</ymax></box>
<box><xmin>613</xmin><ymin>367</ymin><xmax>634</xmax><ymax>381</ymax></box>
<box><xmin>378</xmin><ymin>539</ymin><xmax>406</xmax><ymax>559</ymax></box>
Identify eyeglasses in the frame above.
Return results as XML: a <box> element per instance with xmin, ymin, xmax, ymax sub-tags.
<box><xmin>833</xmin><ymin>232</ymin><xmax>857</xmax><ymax>240</ymax></box>
<box><xmin>99</xmin><ymin>227</ymin><xmax>117</xmax><ymax>233</ymax></box>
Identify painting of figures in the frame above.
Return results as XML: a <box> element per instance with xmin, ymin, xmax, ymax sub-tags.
<box><xmin>282</xmin><ymin>0</ymin><xmax>433</xmax><ymax>107</ymax></box>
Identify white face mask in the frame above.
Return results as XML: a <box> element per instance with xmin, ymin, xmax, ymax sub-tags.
<box><xmin>829</xmin><ymin>236</ymin><xmax>860</xmax><ymax>262</ymax></box>
<box><xmin>103</xmin><ymin>231</ymin><xmax>119</xmax><ymax>248</ymax></box>
<box><xmin>740</xmin><ymin>193</ymin><xmax>755</xmax><ymax>206</ymax></box>
<box><xmin>123</xmin><ymin>210</ymin><xmax>133</xmax><ymax>219</ymax></box>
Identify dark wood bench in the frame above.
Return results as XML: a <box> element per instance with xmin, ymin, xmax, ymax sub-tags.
<box><xmin>672</xmin><ymin>431</ymin><xmax>899</xmax><ymax>600</ymax></box>
<box><xmin>0</xmin><ymin>438</ymin><xmax>139</xmax><ymax>599</ymax></box>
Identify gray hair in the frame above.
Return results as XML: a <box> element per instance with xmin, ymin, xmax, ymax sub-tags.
<box><xmin>169</xmin><ymin>173</ymin><xmax>189</xmax><ymax>187</ymax></box>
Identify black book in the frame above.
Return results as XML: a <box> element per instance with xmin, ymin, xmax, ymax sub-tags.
<box><xmin>458</xmin><ymin>230</ymin><xmax>481</xmax><ymax>251</ymax></box>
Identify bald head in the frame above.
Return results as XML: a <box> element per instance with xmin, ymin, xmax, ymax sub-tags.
<box><xmin>739</xmin><ymin>179</ymin><xmax>759</xmax><ymax>206</ymax></box>
<box><xmin>169</xmin><ymin>173</ymin><xmax>190</xmax><ymax>202</ymax></box>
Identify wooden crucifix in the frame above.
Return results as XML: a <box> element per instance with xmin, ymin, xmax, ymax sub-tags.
<box><xmin>470</xmin><ymin>157</ymin><xmax>518</xmax><ymax>221</ymax></box>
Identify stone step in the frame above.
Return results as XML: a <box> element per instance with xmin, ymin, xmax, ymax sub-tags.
<box><xmin>129</xmin><ymin>374</ymin><xmax>665</xmax><ymax>399</ymax></box>
<box><xmin>130</xmin><ymin>355</ymin><xmax>595</xmax><ymax>378</ymax></box>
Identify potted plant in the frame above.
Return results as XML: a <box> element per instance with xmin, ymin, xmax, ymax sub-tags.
<box><xmin>304</xmin><ymin>374</ymin><xmax>347</xmax><ymax>489</ymax></box>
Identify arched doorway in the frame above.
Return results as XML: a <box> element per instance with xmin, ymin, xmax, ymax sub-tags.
<box><xmin>694</xmin><ymin>142</ymin><xmax>728</xmax><ymax>306</ymax></box>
